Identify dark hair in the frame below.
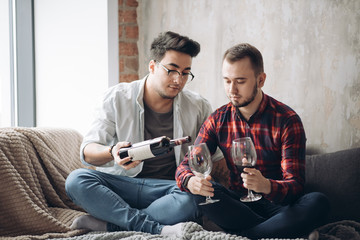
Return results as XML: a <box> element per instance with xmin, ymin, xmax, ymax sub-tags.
<box><xmin>150</xmin><ymin>31</ymin><xmax>200</xmax><ymax>62</ymax></box>
<box><xmin>223</xmin><ymin>43</ymin><xmax>264</xmax><ymax>76</ymax></box>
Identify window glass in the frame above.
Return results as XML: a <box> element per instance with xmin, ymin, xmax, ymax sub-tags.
<box><xmin>0</xmin><ymin>0</ymin><xmax>11</xmax><ymax>127</ymax></box>
<box><xmin>34</xmin><ymin>0</ymin><xmax>113</xmax><ymax>135</ymax></box>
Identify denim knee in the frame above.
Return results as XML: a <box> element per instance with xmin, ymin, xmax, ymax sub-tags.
<box><xmin>298</xmin><ymin>192</ymin><xmax>330</xmax><ymax>226</ymax></box>
<box><xmin>183</xmin><ymin>192</ymin><xmax>198</xmax><ymax>211</ymax></box>
<box><xmin>65</xmin><ymin>168</ymin><xmax>93</xmax><ymax>200</ymax></box>
<box><xmin>177</xmin><ymin>187</ymin><xmax>198</xmax><ymax>207</ymax></box>
<box><xmin>307</xmin><ymin>192</ymin><xmax>330</xmax><ymax>216</ymax></box>
<box><xmin>171</xmin><ymin>186</ymin><xmax>199</xmax><ymax>220</ymax></box>
<box><xmin>303</xmin><ymin>192</ymin><xmax>330</xmax><ymax>209</ymax></box>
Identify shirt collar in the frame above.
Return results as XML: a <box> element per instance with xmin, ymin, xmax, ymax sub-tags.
<box><xmin>136</xmin><ymin>75</ymin><xmax>148</xmax><ymax>109</ymax></box>
<box><xmin>256</xmin><ymin>91</ymin><xmax>268</xmax><ymax>117</ymax></box>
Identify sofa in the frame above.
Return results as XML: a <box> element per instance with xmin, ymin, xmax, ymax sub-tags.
<box><xmin>0</xmin><ymin>127</ymin><xmax>359</xmax><ymax>240</ymax></box>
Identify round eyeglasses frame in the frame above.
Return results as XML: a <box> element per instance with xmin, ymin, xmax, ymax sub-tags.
<box><xmin>157</xmin><ymin>62</ymin><xmax>195</xmax><ymax>82</ymax></box>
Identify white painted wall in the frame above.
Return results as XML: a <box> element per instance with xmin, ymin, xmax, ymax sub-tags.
<box><xmin>137</xmin><ymin>0</ymin><xmax>360</xmax><ymax>153</ymax></box>
<box><xmin>34</xmin><ymin>0</ymin><xmax>118</xmax><ymax>135</ymax></box>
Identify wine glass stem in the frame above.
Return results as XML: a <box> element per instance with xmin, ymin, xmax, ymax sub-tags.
<box><xmin>203</xmin><ymin>175</ymin><xmax>212</xmax><ymax>202</ymax></box>
<box><xmin>248</xmin><ymin>189</ymin><xmax>255</xmax><ymax>200</ymax></box>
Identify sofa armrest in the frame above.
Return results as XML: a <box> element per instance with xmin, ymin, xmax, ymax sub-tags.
<box><xmin>305</xmin><ymin>147</ymin><xmax>360</xmax><ymax>222</ymax></box>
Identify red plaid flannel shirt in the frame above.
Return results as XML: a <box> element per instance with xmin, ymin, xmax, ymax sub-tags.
<box><xmin>176</xmin><ymin>93</ymin><xmax>306</xmax><ymax>203</ymax></box>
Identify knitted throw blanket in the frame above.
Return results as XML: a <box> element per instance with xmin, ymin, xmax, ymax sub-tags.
<box><xmin>52</xmin><ymin>222</ymin><xmax>250</xmax><ymax>240</ymax></box>
<box><xmin>0</xmin><ymin>127</ymin><xmax>88</xmax><ymax>239</ymax></box>
<box><xmin>309</xmin><ymin>220</ymin><xmax>360</xmax><ymax>240</ymax></box>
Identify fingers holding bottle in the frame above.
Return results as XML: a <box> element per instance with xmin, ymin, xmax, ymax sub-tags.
<box><xmin>112</xmin><ymin>142</ymin><xmax>142</xmax><ymax>170</ymax></box>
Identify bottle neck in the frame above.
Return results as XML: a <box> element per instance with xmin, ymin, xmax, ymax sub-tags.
<box><xmin>169</xmin><ymin>136</ymin><xmax>191</xmax><ymax>147</ymax></box>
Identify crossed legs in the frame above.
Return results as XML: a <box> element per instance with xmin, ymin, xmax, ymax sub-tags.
<box><xmin>195</xmin><ymin>183</ymin><xmax>330</xmax><ymax>239</ymax></box>
<box><xmin>65</xmin><ymin>168</ymin><xmax>198</xmax><ymax>234</ymax></box>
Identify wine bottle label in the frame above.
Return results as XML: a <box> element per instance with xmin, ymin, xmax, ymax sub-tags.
<box><xmin>128</xmin><ymin>145</ymin><xmax>155</xmax><ymax>161</ymax></box>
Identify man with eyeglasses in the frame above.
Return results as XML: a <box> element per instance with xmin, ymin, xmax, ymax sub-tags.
<box><xmin>65</xmin><ymin>31</ymin><xmax>223</xmax><ymax>237</ymax></box>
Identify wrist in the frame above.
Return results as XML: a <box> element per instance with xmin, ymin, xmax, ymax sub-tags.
<box><xmin>109</xmin><ymin>144</ymin><xmax>116</xmax><ymax>158</ymax></box>
<box><xmin>263</xmin><ymin>179</ymin><xmax>272</xmax><ymax>194</ymax></box>
<box><xmin>183</xmin><ymin>175</ymin><xmax>193</xmax><ymax>191</ymax></box>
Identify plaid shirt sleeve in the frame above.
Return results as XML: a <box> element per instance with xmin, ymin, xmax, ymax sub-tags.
<box><xmin>175</xmin><ymin>155</ymin><xmax>194</xmax><ymax>192</ymax></box>
<box><xmin>263</xmin><ymin>114</ymin><xmax>306</xmax><ymax>203</ymax></box>
<box><xmin>176</xmin><ymin>113</ymin><xmax>218</xmax><ymax>191</ymax></box>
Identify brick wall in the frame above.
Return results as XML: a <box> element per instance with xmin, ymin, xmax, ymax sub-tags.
<box><xmin>118</xmin><ymin>0</ymin><xmax>139</xmax><ymax>83</ymax></box>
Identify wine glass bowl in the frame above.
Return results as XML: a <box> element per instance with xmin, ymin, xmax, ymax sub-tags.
<box><xmin>188</xmin><ymin>143</ymin><xmax>220</xmax><ymax>205</ymax></box>
<box><xmin>232</xmin><ymin>137</ymin><xmax>262</xmax><ymax>202</ymax></box>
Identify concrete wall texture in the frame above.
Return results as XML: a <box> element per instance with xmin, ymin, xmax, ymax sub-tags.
<box><xmin>137</xmin><ymin>0</ymin><xmax>360</xmax><ymax>154</ymax></box>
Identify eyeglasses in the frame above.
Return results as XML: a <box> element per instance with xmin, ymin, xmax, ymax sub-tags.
<box><xmin>157</xmin><ymin>62</ymin><xmax>195</xmax><ymax>82</ymax></box>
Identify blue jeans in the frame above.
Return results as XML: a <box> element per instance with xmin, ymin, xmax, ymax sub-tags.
<box><xmin>195</xmin><ymin>182</ymin><xmax>330</xmax><ymax>239</ymax></box>
<box><xmin>65</xmin><ymin>168</ymin><xmax>198</xmax><ymax>234</ymax></box>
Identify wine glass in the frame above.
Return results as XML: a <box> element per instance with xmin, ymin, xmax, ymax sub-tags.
<box><xmin>188</xmin><ymin>143</ymin><xmax>220</xmax><ymax>205</ymax></box>
<box><xmin>231</xmin><ymin>137</ymin><xmax>262</xmax><ymax>202</ymax></box>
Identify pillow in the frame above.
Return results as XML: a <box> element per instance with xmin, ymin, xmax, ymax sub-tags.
<box><xmin>305</xmin><ymin>147</ymin><xmax>360</xmax><ymax>222</ymax></box>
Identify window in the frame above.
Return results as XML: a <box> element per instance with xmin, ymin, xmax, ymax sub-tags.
<box><xmin>1</xmin><ymin>0</ymin><xmax>118</xmax><ymax>136</ymax></box>
<box><xmin>0</xmin><ymin>0</ymin><xmax>12</xmax><ymax>127</ymax></box>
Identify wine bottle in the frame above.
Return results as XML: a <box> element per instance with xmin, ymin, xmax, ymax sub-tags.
<box><xmin>118</xmin><ymin>136</ymin><xmax>191</xmax><ymax>161</ymax></box>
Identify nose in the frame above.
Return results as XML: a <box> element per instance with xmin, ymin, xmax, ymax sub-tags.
<box><xmin>229</xmin><ymin>81</ymin><xmax>237</xmax><ymax>93</ymax></box>
<box><xmin>172</xmin><ymin>74</ymin><xmax>183</xmax><ymax>84</ymax></box>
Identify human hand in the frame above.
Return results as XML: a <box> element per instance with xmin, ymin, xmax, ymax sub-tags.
<box><xmin>112</xmin><ymin>142</ymin><xmax>142</xmax><ymax>170</ymax></box>
<box><xmin>187</xmin><ymin>175</ymin><xmax>214</xmax><ymax>197</ymax></box>
<box><xmin>241</xmin><ymin>168</ymin><xmax>271</xmax><ymax>194</ymax></box>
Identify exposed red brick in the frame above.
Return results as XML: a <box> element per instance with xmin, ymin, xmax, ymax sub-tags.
<box><xmin>120</xmin><ymin>74</ymin><xmax>139</xmax><ymax>83</ymax></box>
<box><xmin>125</xmin><ymin>26</ymin><xmax>138</xmax><ymax>39</ymax></box>
<box><xmin>126</xmin><ymin>0</ymin><xmax>138</xmax><ymax>7</ymax></box>
<box><xmin>119</xmin><ymin>10</ymin><xmax>137</xmax><ymax>23</ymax></box>
<box><xmin>119</xmin><ymin>58</ymin><xmax>125</xmax><ymax>72</ymax></box>
<box><xmin>118</xmin><ymin>10</ymin><xmax>123</xmax><ymax>22</ymax></box>
<box><xmin>119</xmin><ymin>42</ymin><xmax>138</xmax><ymax>56</ymax></box>
<box><xmin>118</xmin><ymin>1</ymin><xmax>138</xmax><ymax>83</ymax></box>
<box><xmin>119</xmin><ymin>26</ymin><xmax>123</xmax><ymax>39</ymax></box>
<box><xmin>125</xmin><ymin>58</ymin><xmax>139</xmax><ymax>72</ymax></box>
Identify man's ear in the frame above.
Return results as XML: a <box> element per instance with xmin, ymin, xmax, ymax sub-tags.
<box><xmin>149</xmin><ymin>60</ymin><xmax>156</xmax><ymax>74</ymax></box>
<box><xmin>258</xmin><ymin>72</ymin><xmax>266</xmax><ymax>88</ymax></box>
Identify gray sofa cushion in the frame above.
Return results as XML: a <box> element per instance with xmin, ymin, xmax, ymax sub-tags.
<box><xmin>305</xmin><ymin>147</ymin><xmax>360</xmax><ymax>223</ymax></box>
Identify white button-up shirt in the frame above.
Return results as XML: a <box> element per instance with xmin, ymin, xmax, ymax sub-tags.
<box><xmin>80</xmin><ymin>76</ymin><xmax>223</xmax><ymax>177</ymax></box>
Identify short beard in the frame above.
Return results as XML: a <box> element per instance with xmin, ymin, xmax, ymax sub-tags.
<box><xmin>231</xmin><ymin>82</ymin><xmax>258</xmax><ymax>108</ymax></box>
<box><xmin>156</xmin><ymin>86</ymin><xmax>179</xmax><ymax>99</ymax></box>
<box><xmin>158</xmin><ymin>91</ymin><xmax>176</xmax><ymax>100</ymax></box>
